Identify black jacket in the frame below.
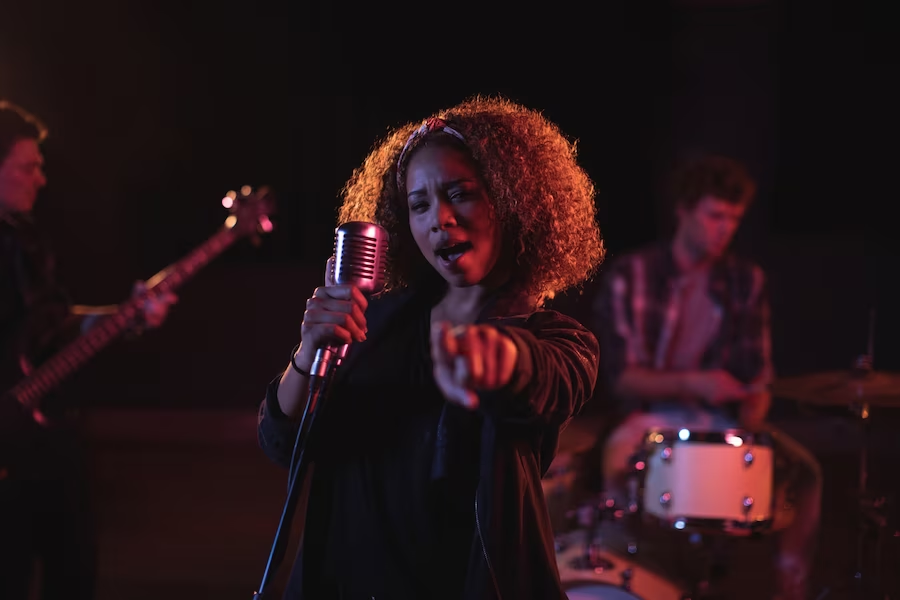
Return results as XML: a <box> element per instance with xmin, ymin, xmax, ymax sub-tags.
<box><xmin>257</xmin><ymin>288</ymin><xmax>600</xmax><ymax>599</ymax></box>
<box><xmin>0</xmin><ymin>213</ymin><xmax>73</xmax><ymax>389</ymax></box>
<box><xmin>0</xmin><ymin>213</ymin><xmax>80</xmax><ymax>475</ymax></box>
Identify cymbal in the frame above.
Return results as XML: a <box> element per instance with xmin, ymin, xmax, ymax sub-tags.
<box><xmin>772</xmin><ymin>370</ymin><xmax>900</xmax><ymax>407</ymax></box>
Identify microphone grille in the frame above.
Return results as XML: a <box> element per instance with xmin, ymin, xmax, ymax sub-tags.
<box><xmin>333</xmin><ymin>221</ymin><xmax>389</xmax><ymax>295</ymax></box>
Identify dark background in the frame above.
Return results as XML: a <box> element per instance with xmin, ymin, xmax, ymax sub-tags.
<box><xmin>2</xmin><ymin>0</ymin><xmax>897</xmax><ymax>411</ymax></box>
<box><xmin>4</xmin><ymin>3</ymin><xmax>900</xmax><ymax>598</ymax></box>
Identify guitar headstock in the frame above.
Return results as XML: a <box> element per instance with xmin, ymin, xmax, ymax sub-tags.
<box><xmin>221</xmin><ymin>185</ymin><xmax>276</xmax><ymax>239</ymax></box>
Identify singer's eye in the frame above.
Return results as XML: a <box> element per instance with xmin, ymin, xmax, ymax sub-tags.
<box><xmin>409</xmin><ymin>201</ymin><xmax>428</xmax><ymax>213</ymax></box>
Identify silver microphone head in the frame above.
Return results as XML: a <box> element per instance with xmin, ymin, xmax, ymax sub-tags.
<box><xmin>332</xmin><ymin>221</ymin><xmax>388</xmax><ymax>295</ymax></box>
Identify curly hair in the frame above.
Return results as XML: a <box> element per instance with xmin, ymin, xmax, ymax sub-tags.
<box><xmin>337</xmin><ymin>94</ymin><xmax>605</xmax><ymax>307</ymax></box>
<box><xmin>668</xmin><ymin>154</ymin><xmax>757</xmax><ymax>211</ymax></box>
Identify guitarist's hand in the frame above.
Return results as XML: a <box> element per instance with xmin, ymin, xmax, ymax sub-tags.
<box><xmin>132</xmin><ymin>280</ymin><xmax>178</xmax><ymax>330</ymax></box>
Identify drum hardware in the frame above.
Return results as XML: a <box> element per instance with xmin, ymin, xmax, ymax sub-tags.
<box><xmin>564</xmin><ymin>495</ymin><xmax>622</xmax><ymax>572</ymax></box>
<box><xmin>769</xmin><ymin>307</ymin><xmax>900</xmax><ymax>411</ymax></box>
<box><xmin>623</xmin><ymin>455</ymin><xmax>643</xmax><ymax>556</ymax></box>
<box><xmin>848</xmin><ymin>353</ymin><xmax>897</xmax><ymax>600</ymax></box>
<box><xmin>848</xmin><ymin>347</ymin><xmax>897</xmax><ymax>599</ymax></box>
<box><xmin>547</xmin><ymin>448</ymin><xmax>694</xmax><ymax>598</ymax></box>
<box><xmin>556</xmin><ymin>521</ymin><xmax>686</xmax><ymax>599</ymax></box>
<box><xmin>771</xmin><ymin>309</ymin><xmax>899</xmax><ymax>599</ymax></box>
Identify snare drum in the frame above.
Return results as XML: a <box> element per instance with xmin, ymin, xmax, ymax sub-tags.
<box><xmin>640</xmin><ymin>428</ymin><xmax>774</xmax><ymax>535</ymax></box>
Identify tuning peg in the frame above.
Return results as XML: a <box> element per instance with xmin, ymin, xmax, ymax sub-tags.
<box><xmin>222</xmin><ymin>190</ymin><xmax>238</xmax><ymax>210</ymax></box>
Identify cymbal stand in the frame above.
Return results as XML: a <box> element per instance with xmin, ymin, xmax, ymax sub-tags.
<box><xmin>849</xmin><ymin>310</ymin><xmax>893</xmax><ymax>599</ymax></box>
<box><xmin>850</xmin><ymin>390</ymin><xmax>893</xmax><ymax>599</ymax></box>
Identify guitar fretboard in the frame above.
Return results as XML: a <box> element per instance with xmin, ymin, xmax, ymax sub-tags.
<box><xmin>9</xmin><ymin>225</ymin><xmax>238</xmax><ymax>411</ymax></box>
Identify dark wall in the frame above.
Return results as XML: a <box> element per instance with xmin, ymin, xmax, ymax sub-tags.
<box><xmin>1</xmin><ymin>1</ymin><xmax>896</xmax><ymax>409</ymax></box>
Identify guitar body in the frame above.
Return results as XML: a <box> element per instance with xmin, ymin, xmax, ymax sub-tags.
<box><xmin>0</xmin><ymin>186</ymin><xmax>275</xmax><ymax>478</ymax></box>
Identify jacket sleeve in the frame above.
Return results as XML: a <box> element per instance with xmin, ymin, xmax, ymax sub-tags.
<box><xmin>477</xmin><ymin>309</ymin><xmax>600</xmax><ymax>429</ymax></box>
<box><xmin>257</xmin><ymin>373</ymin><xmax>300</xmax><ymax>469</ymax></box>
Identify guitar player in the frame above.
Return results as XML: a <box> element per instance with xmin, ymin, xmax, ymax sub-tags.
<box><xmin>0</xmin><ymin>100</ymin><xmax>177</xmax><ymax>600</ymax></box>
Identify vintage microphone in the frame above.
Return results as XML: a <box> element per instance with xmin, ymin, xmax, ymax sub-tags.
<box><xmin>310</xmin><ymin>221</ymin><xmax>389</xmax><ymax>384</ymax></box>
<box><xmin>253</xmin><ymin>221</ymin><xmax>388</xmax><ymax>599</ymax></box>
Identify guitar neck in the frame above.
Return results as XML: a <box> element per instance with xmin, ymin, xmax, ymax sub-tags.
<box><xmin>8</xmin><ymin>225</ymin><xmax>239</xmax><ymax>412</ymax></box>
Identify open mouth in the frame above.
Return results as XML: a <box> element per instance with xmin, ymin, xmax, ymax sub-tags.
<box><xmin>435</xmin><ymin>241</ymin><xmax>473</xmax><ymax>263</ymax></box>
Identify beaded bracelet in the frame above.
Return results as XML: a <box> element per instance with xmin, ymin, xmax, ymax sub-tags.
<box><xmin>290</xmin><ymin>343</ymin><xmax>310</xmax><ymax>377</ymax></box>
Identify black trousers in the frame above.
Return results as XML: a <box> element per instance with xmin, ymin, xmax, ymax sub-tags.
<box><xmin>0</xmin><ymin>424</ymin><xmax>97</xmax><ymax>600</ymax></box>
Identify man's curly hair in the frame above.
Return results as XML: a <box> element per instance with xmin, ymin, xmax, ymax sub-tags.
<box><xmin>337</xmin><ymin>94</ymin><xmax>605</xmax><ymax>308</ymax></box>
<box><xmin>668</xmin><ymin>154</ymin><xmax>757</xmax><ymax>211</ymax></box>
<box><xmin>0</xmin><ymin>99</ymin><xmax>48</xmax><ymax>165</ymax></box>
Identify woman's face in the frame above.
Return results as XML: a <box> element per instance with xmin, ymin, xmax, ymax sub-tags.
<box><xmin>405</xmin><ymin>143</ymin><xmax>505</xmax><ymax>289</ymax></box>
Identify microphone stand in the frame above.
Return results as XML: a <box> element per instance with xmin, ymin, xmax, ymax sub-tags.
<box><xmin>252</xmin><ymin>346</ymin><xmax>342</xmax><ymax>599</ymax></box>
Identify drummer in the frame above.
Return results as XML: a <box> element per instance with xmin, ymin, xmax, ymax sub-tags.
<box><xmin>588</xmin><ymin>155</ymin><xmax>821</xmax><ymax>600</ymax></box>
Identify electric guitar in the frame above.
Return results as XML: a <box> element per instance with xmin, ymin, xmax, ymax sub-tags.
<box><xmin>1</xmin><ymin>185</ymin><xmax>275</xmax><ymax>431</ymax></box>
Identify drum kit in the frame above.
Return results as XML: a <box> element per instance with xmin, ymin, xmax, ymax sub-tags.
<box><xmin>545</xmin><ymin>422</ymin><xmax>779</xmax><ymax>600</ymax></box>
<box><xmin>545</xmin><ymin>355</ymin><xmax>900</xmax><ymax>599</ymax></box>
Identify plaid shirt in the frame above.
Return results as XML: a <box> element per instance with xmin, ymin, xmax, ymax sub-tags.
<box><xmin>590</xmin><ymin>241</ymin><xmax>773</xmax><ymax>415</ymax></box>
